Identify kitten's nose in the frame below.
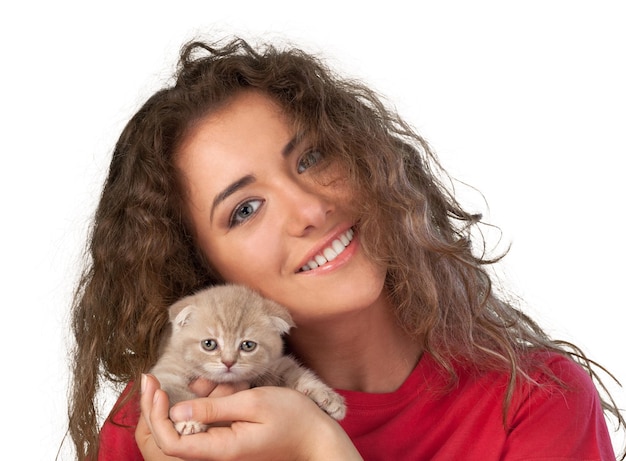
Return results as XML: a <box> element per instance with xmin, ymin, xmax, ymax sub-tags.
<box><xmin>222</xmin><ymin>359</ymin><xmax>235</xmax><ymax>370</ymax></box>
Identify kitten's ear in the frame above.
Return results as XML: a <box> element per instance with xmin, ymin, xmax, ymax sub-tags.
<box><xmin>264</xmin><ymin>299</ymin><xmax>295</xmax><ymax>335</ymax></box>
<box><xmin>172</xmin><ymin>305</ymin><xmax>194</xmax><ymax>330</ymax></box>
<box><xmin>269</xmin><ymin>315</ymin><xmax>293</xmax><ymax>335</ymax></box>
<box><xmin>168</xmin><ymin>297</ymin><xmax>195</xmax><ymax>329</ymax></box>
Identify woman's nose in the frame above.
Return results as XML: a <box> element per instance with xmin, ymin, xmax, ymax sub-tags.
<box><xmin>280</xmin><ymin>181</ymin><xmax>333</xmax><ymax>237</ymax></box>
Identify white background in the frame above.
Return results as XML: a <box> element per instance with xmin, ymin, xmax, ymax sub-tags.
<box><xmin>1</xmin><ymin>1</ymin><xmax>624</xmax><ymax>458</ymax></box>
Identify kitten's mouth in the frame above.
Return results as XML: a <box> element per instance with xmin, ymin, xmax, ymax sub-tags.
<box><xmin>297</xmin><ymin>227</ymin><xmax>355</xmax><ymax>273</ymax></box>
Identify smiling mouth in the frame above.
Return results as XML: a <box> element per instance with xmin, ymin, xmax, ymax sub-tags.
<box><xmin>298</xmin><ymin>228</ymin><xmax>355</xmax><ymax>272</ymax></box>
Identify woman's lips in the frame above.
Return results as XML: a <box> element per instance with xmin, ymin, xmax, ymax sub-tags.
<box><xmin>298</xmin><ymin>227</ymin><xmax>355</xmax><ymax>273</ymax></box>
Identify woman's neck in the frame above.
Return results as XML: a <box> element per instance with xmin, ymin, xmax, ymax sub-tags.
<box><xmin>286</xmin><ymin>294</ymin><xmax>423</xmax><ymax>393</ymax></box>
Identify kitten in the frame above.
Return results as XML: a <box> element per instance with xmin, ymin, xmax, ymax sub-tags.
<box><xmin>150</xmin><ymin>284</ymin><xmax>346</xmax><ymax>435</ymax></box>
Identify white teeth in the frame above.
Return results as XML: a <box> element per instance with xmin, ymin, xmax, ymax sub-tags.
<box><xmin>323</xmin><ymin>247</ymin><xmax>338</xmax><ymax>261</ymax></box>
<box><xmin>299</xmin><ymin>228</ymin><xmax>354</xmax><ymax>272</ymax></box>
<box><xmin>314</xmin><ymin>255</ymin><xmax>327</xmax><ymax>266</ymax></box>
<box><xmin>332</xmin><ymin>239</ymin><xmax>344</xmax><ymax>253</ymax></box>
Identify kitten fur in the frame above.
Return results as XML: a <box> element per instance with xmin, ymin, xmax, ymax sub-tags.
<box><xmin>150</xmin><ymin>284</ymin><xmax>346</xmax><ymax>434</ymax></box>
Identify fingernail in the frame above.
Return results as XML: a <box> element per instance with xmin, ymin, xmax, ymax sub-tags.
<box><xmin>170</xmin><ymin>403</ymin><xmax>193</xmax><ymax>422</ymax></box>
<box><xmin>141</xmin><ymin>374</ymin><xmax>147</xmax><ymax>393</ymax></box>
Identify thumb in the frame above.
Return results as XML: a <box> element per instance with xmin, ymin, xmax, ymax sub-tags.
<box><xmin>169</xmin><ymin>388</ymin><xmax>260</xmax><ymax>425</ymax></box>
<box><xmin>140</xmin><ymin>374</ymin><xmax>171</xmax><ymax>433</ymax></box>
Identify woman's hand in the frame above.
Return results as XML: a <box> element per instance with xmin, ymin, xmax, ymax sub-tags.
<box><xmin>137</xmin><ymin>374</ymin><xmax>362</xmax><ymax>461</ymax></box>
<box><xmin>136</xmin><ymin>375</ymin><xmax>248</xmax><ymax>460</ymax></box>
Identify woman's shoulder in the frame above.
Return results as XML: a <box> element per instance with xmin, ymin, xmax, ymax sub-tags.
<box><xmin>505</xmin><ymin>351</ymin><xmax>611</xmax><ymax>439</ymax></box>
<box><xmin>521</xmin><ymin>350</ymin><xmax>600</xmax><ymax>392</ymax></box>
<box><xmin>451</xmin><ymin>349</ymin><xmax>601</xmax><ymax>390</ymax></box>
<box><xmin>502</xmin><ymin>351</ymin><xmax>616</xmax><ymax>458</ymax></box>
<box><xmin>97</xmin><ymin>381</ymin><xmax>143</xmax><ymax>461</ymax></box>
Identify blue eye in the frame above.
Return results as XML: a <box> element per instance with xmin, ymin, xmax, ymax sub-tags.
<box><xmin>202</xmin><ymin>339</ymin><xmax>218</xmax><ymax>351</ymax></box>
<box><xmin>297</xmin><ymin>149</ymin><xmax>323</xmax><ymax>174</ymax></box>
<box><xmin>229</xmin><ymin>199</ymin><xmax>263</xmax><ymax>227</ymax></box>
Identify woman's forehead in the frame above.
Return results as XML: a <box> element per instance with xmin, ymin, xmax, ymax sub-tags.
<box><xmin>178</xmin><ymin>91</ymin><xmax>293</xmax><ymax>156</ymax></box>
<box><xmin>173</xmin><ymin>91</ymin><xmax>300</xmax><ymax>198</ymax></box>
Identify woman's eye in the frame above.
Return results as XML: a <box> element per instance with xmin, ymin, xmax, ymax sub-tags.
<box><xmin>229</xmin><ymin>199</ymin><xmax>263</xmax><ymax>227</ymax></box>
<box><xmin>297</xmin><ymin>149</ymin><xmax>323</xmax><ymax>174</ymax></box>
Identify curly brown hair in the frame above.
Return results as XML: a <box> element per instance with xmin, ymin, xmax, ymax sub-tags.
<box><xmin>67</xmin><ymin>37</ymin><xmax>625</xmax><ymax>459</ymax></box>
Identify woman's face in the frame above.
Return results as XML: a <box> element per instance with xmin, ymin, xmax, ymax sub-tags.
<box><xmin>176</xmin><ymin>90</ymin><xmax>387</xmax><ymax>325</ymax></box>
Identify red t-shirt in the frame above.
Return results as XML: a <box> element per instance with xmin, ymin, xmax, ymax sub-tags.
<box><xmin>98</xmin><ymin>352</ymin><xmax>616</xmax><ymax>460</ymax></box>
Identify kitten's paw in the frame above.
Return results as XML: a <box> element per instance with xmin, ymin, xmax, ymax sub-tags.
<box><xmin>305</xmin><ymin>387</ymin><xmax>347</xmax><ymax>420</ymax></box>
<box><xmin>174</xmin><ymin>420</ymin><xmax>209</xmax><ymax>435</ymax></box>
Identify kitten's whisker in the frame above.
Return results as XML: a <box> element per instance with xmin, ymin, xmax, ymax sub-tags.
<box><xmin>150</xmin><ymin>284</ymin><xmax>346</xmax><ymax>435</ymax></box>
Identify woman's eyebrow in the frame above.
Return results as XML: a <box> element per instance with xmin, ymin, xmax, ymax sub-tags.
<box><xmin>282</xmin><ymin>132</ymin><xmax>306</xmax><ymax>157</ymax></box>
<box><xmin>210</xmin><ymin>174</ymin><xmax>256</xmax><ymax>222</ymax></box>
<box><xmin>210</xmin><ymin>133</ymin><xmax>305</xmax><ymax>222</ymax></box>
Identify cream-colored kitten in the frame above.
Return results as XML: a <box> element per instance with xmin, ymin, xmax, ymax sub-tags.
<box><xmin>150</xmin><ymin>284</ymin><xmax>346</xmax><ymax>434</ymax></box>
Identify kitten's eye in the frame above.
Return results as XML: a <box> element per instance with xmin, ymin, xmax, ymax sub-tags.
<box><xmin>297</xmin><ymin>149</ymin><xmax>323</xmax><ymax>174</ymax></box>
<box><xmin>202</xmin><ymin>339</ymin><xmax>218</xmax><ymax>351</ymax></box>
<box><xmin>229</xmin><ymin>199</ymin><xmax>263</xmax><ymax>227</ymax></box>
<box><xmin>240</xmin><ymin>340</ymin><xmax>257</xmax><ymax>352</ymax></box>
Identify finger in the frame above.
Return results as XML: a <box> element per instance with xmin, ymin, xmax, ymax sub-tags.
<box><xmin>188</xmin><ymin>378</ymin><xmax>218</xmax><ymax>397</ymax></box>
<box><xmin>135</xmin><ymin>413</ymin><xmax>151</xmax><ymax>449</ymax></box>
<box><xmin>209</xmin><ymin>381</ymin><xmax>251</xmax><ymax>397</ymax></box>
<box><xmin>135</xmin><ymin>415</ymin><xmax>182</xmax><ymax>461</ymax></box>
<box><xmin>139</xmin><ymin>374</ymin><xmax>160</xmax><ymax>435</ymax></box>
<box><xmin>169</xmin><ymin>387</ymin><xmax>263</xmax><ymax>425</ymax></box>
<box><xmin>188</xmin><ymin>378</ymin><xmax>250</xmax><ymax>397</ymax></box>
<box><xmin>150</xmin><ymin>387</ymin><xmax>173</xmax><ymax>431</ymax></box>
<box><xmin>140</xmin><ymin>375</ymin><xmax>182</xmax><ymax>448</ymax></box>
<box><xmin>150</xmin><ymin>392</ymin><xmax>243</xmax><ymax>460</ymax></box>
<box><xmin>137</xmin><ymin>375</ymin><xmax>188</xmax><ymax>460</ymax></box>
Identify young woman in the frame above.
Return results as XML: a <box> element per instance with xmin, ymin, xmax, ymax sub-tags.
<box><xmin>68</xmin><ymin>37</ymin><xmax>625</xmax><ymax>460</ymax></box>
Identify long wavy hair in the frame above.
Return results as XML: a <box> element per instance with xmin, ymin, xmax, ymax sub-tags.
<box><xmin>68</xmin><ymin>37</ymin><xmax>625</xmax><ymax>459</ymax></box>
